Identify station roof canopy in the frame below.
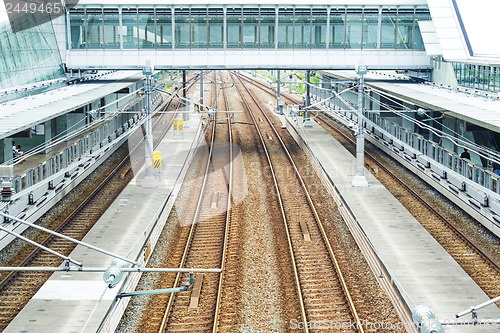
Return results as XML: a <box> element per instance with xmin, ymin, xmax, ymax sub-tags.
<box><xmin>322</xmin><ymin>70</ymin><xmax>500</xmax><ymax>133</ymax></box>
<box><xmin>0</xmin><ymin>71</ymin><xmax>142</xmax><ymax>141</ymax></box>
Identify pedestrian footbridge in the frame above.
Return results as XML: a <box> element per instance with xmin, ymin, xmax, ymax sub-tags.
<box><xmin>64</xmin><ymin>1</ymin><xmax>432</xmax><ymax>70</ymax></box>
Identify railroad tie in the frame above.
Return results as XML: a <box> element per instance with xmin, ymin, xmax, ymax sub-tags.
<box><xmin>189</xmin><ymin>273</ymin><xmax>204</xmax><ymax>310</ymax></box>
<box><xmin>211</xmin><ymin>192</ymin><xmax>219</xmax><ymax>209</ymax></box>
<box><xmin>120</xmin><ymin>167</ymin><xmax>131</xmax><ymax>179</ymax></box>
<box><xmin>299</xmin><ymin>220</ymin><xmax>311</xmax><ymax>242</ymax></box>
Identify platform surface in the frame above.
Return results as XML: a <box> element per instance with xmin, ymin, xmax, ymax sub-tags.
<box><xmin>5</xmin><ymin>112</ymin><xmax>202</xmax><ymax>333</ymax></box>
<box><xmin>288</xmin><ymin>116</ymin><xmax>500</xmax><ymax>332</ymax></box>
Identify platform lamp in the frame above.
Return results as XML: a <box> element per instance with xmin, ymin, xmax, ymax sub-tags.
<box><xmin>352</xmin><ymin>65</ymin><xmax>369</xmax><ymax>187</ymax></box>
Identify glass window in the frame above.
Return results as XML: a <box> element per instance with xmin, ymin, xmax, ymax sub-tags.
<box><xmin>259</xmin><ymin>8</ymin><xmax>275</xmax><ymax>48</ymax></box>
<box><xmin>242</xmin><ymin>8</ymin><xmax>259</xmax><ymax>48</ymax></box>
<box><xmin>413</xmin><ymin>9</ymin><xmax>430</xmax><ymax>50</ymax></box>
<box><xmin>330</xmin><ymin>8</ymin><xmax>345</xmax><ymax>49</ymax></box>
<box><xmin>191</xmin><ymin>8</ymin><xmax>207</xmax><ymax>48</ymax></box>
<box><xmin>294</xmin><ymin>8</ymin><xmax>310</xmax><ymax>49</ymax></box>
<box><xmin>86</xmin><ymin>8</ymin><xmax>103</xmax><ymax>49</ymax></box>
<box><xmin>122</xmin><ymin>8</ymin><xmax>137</xmax><ymax>49</ymax></box>
<box><xmin>311</xmin><ymin>9</ymin><xmax>327</xmax><ymax>49</ymax></box>
<box><xmin>138</xmin><ymin>8</ymin><xmax>155</xmax><ymax>49</ymax></box>
<box><xmin>345</xmin><ymin>9</ymin><xmax>362</xmax><ymax>49</ymax></box>
<box><xmin>70</xmin><ymin>9</ymin><xmax>85</xmax><ymax>49</ymax></box>
<box><xmin>208</xmin><ymin>8</ymin><xmax>223</xmax><ymax>48</ymax></box>
<box><xmin>103</xmin><ymin>9</ymin><xmax>119</xmax><ymax>49</ymax></box>
<box><xmin>278</xmin><ymin>8</ymin><xmax>293</xmax><ymax>48</ymax></box>
<box><xmin>495</xmin><ymin>67</ymin><xmax>500</xmax><ymax>92</ymax></box>
<box><xmin>362</xmin><ymin>9</ymin><xmax>378</xmax><ymax>49</ymax></box>
<box><xmin>397</xmin><ymin>9</ymin><xmax>414</xmax><ymax>50</ymax></box>
<box><xmin>227</xmin><ymin>8</ymin><xmax>242</xmax><ymax>48</ymax></box>
<box><xmin>381</xmin><ymin>8</ymin><xmax>397</xmax><ymax>49</ymax></box>
<box><xmin>156</xmin><ymin>8</ymin><xmax>172</xmax><ymax>49</ymax></box>
<box><xmin>174</xmin><ymin>8</ymin><xmax>190</xmax><ymax>49</ymax></box>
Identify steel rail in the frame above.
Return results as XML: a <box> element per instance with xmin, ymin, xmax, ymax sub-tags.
<box><xmin>234</xmin><ymin>72</ymin><xmax>365</xmax><ymax>333</ymax></box>
<box><xmin>212</xmin><ymin>71</ymin><xmax>233</xmax><ymax>333</ymax></box>
<box><xmin>240</xmin><ymin>73</ymin><xmax>500</xmax><ymax>275</ymax></box>
<box><xmin>240</xmin><ymin>73</ymin><xmax>419</xmax><ymax>331</ymax></box>
<box><xmin>315</xmin><ymin>112</ymin><xmax>500</xmax><ymax>275</ymax></box>
<box><xmin>0</xmin><ymin>75</ymin><xmax>199</xmax><ymax>293</ymax></box>
<box><xmin>158</xmin><ymin>71</ymin><xmax>231</xmax><ymax>333</ymax></box>
<box><xmin>229</xmin><ymin>71</ymin><xmax>309</xmax><ymax>333</ymax></box>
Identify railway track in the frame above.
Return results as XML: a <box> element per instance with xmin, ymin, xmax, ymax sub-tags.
<box><xmin>240</xmin><ymin>73</ymin><xmax>500</xmax><ymax>290</ymax></box>
<box><xmin>314</xmin><ymin>112</ymin><xmax>500</xmax><ymax>303</ymax></box>
<box><xmin>231</xmin><ymin>72</ymin><xmax>364</xmax><ymax>333</ymax></box>
<box><xmin>0</xmin><ymin>76</ymin><xmax>198</xmax><ymax>331</ymax></box>
<box><xmin>157</xmin><ymin>71</ymin><xmax>233</xmax><ymax>332</ymax></box>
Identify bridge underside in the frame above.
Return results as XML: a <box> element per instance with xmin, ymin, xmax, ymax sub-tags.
<box><xmin>66</xmin><ymin>50</ymin><xmax>431</xmax><ymax>70</ymax></box>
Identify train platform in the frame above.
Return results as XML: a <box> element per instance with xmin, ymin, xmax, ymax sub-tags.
<box><xmin>5</xmin><ymin>112</ymin><xmax>203</xmax><ymax>333</ymax></box>
<box><xmin>321</xmin><ymin>70</ymin><xmax>500</xmax><ymax>133</ymax></box>
<box><xmin>286</xmin><ymin>116</ymin><xmax>500</xmax><ymax>331</ymax></box>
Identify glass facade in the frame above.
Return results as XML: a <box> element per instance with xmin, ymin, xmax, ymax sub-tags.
<box><xmin>208</xmin><ymin>9</ymin><xmax>223</xmax><ymax>48</ymax></box>
<box><xmin>453</xmin><ymin>62</ymin><xmax>500</xmax><ymax>92</ymax></box>
<box><xmin>345</xmin><ymin>9</ymin><xmax>362</xmax><ymax>49</ymax></box>
<box><xmin>311</xmin><ymin>9</ymin><xmax>327</xmax><ymax>49</ymax></box>
<box><xmin>0</xmin><ymin>21</ymin><xmax>64</xmax><ymax>89</ymax></box>
<box><xmin>68</xmin><ymin>6</ymin><xmax>429</xmax><ymax>51</ymax></box>
<box><xmin>242</xmin><ymin>9</ymin><xmax>259</xmax><ymax>48</ymax></box>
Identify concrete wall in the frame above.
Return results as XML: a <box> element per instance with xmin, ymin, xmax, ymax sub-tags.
<box><xmin>432</xmin><ymin>58</ymin><xmax>458</xmax><ymax>87</ymax></box>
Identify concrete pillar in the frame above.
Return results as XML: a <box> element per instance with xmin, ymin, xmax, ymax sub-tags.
<box><xmin>277</xmin><ymin>70</ymin><xmax>281</xmax><ymax>112</ymax></box>
<box><xmin>200</xmin><ymin>70</ymin><xmax>204</xmax><ymax>111</ymax></box>
<box><xmin>43</xmin><ymin>120</ymin><xmax>52</xmax><ymax>154</ymax></box>
<box><xmin>0</xmin><ymin>138</ymin><xmax>14</xmax><ymax>164</ymax></box>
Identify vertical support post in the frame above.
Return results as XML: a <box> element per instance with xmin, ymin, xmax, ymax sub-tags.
<box><xmin>352</xmin><ymin>67</ymin><xmax>368</xmax><ymax>187</ymax></box>
<box><xmin>182</xmin><ymin>70</ymin><xmax>187</xmax><ymax>106</ymax></box>
<box><xmin>199</xmin><ymin>70</ymin><xmax>204</xmax><ymax>112</ymax></box>
<box><xmin>304</xmin><ymin>70</ymin><xmax>312</xmax><ymax>127</ymax></box>
<box><xmin>142</xmin><ymin>65</ymin><xmax>156</xmax><ymax>187</ymax></box>
<box><xmin>277</xmin><ymin>69</ymin><xmax>281</xmax><ymax>112</ymax></box>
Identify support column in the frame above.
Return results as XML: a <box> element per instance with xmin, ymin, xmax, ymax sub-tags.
<box><xmin>277</xmin><ymin>70</ymin><xmax>281</xmax><ymax>113</ymax></box>
<box><xmin>182</xmin><ymin>70</ymin><xmax>187</xmax><ymax>106</ymax></box>
<box><xmin>304</xmin><ymin>70</ymin><xmax>312</xmax><ymax>127</ymax></box>
<box><xmin>352</xmin><ymin>70</ymin><xmax>368</xmax><ymax>187</ymax></box>
<box><xmin>199</xmin><ymin>70</ymin><xmax>204</xmax><ymax>112</ymax></box>
<box><xmin>43</xmin><ymin>121</ymin><xmax>52</xmax><ymax>154</ymax></box>
<box><xmin>0</xmin><ymin>138</ymin><xmax>13</xmax><ymax>164</ymax></box>
<box><xmin>142</xmin><ymin>66</ymin><xmax>156</xmax><ymax>187</ymax></box>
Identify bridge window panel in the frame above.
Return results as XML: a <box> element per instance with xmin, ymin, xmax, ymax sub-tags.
<box><xmin>330</xmin><ymin>8</ymin><xmax>346</xmax><ymax>49</ymax></box>
<box><xmin>259</xmin><ymin>8</ymin><xmax>275</xmax><ymax>48</ymax></box>
<box><xmin>86</xmin><ymin>9</ymin><xmax>103</xmax><ymax>49</ymax></box>
<box><xmin>103</xmin><ymin>9</ymin><xmax>119</xmax><ymax>49</ymax></box>
<box><xmin>413</xmin><ymin>9</ymin><xmax>430</xmax><ymax>50</ymax></box>
<box><xmin>362</xmin><ymin>9</ymin><xmax>379</xmax><ymax>49</ymax></box>
<box><xmin>242</xmin><ymin>8</ymin><xmax>259</xmax><ymax>48</ymax></box>
<box><xmin>156</xmin><ymin>9</ymin><xmax>172</xmax><ymax>49</ymax></box>
<box><xmin>227</xmin><ymin>8</ymin><xmax>242</xmax><ymax>48</ymax></box>
<box><xmin>495</xmin><ymin>67</ymin><xmax>500</xmax><ymax>92</ymax></box>
<box><xmin>345</xmin><ymin>9</ymin><xmax>362</xmax><ymax>49</ymax></box>
<box><xmin>69</xmin><ymin>9</ymin><xmax>85</xmax><ymax>49</ymax></box>
<box><xmin>175</xmin><ymin>9</ymin><xmax>190</xmax><ymax>49</ymax></box>
<box><xmin>294</xmin><ymin>8</ymin><xmax>311</xmax><ymax>49</ymax></box>
<box><xmin>381</xmin><ymin>8</ymin><xmax>397</xmax><ymax>49</ymax></box>
<box><xmin>122</xmin><ymin>9</ymin><xmax>138</xmax><ymax>49</ymax></box>
<box><xmin>311</xmin><ymin>9</ymin><xmax>327</xmax><ymax>49</ymax></box>
<box><xmin>208</xmin><ymin>8</ymin><xmax>223</xmax><ymax>48</ymax></box>
<box><xmin>138</xmin><ymin>9</ymin><xmax>155</xmax><ymax>49</ymax></box>
<box><xmin>278</xmin><ymin>8</ymin><xmax>293</xmax><ymax>48</ymax></box>
<box><xmin>191</xmin><ymin>8</ymin><xmax>207</xmax><ymax>48</ymax></box>
<box><xmin>397</xmin><ymin>9</ymin><xmax>414</xmax><ymax>50</ymax></box>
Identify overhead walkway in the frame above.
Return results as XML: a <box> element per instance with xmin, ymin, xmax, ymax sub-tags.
<box><xmin>65</xmin><ymin>2</ymin><xmax>432</xmax><ymax>70</ymax></box>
